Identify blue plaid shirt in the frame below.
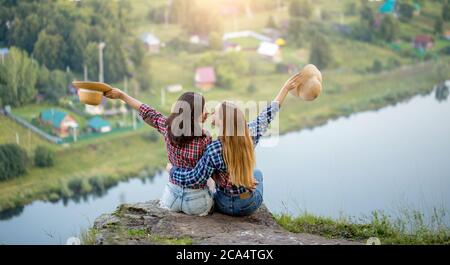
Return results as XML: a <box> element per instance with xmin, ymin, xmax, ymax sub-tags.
<box><xmin>170</xmin><ymin>101</ymin><xmax>280</xmax><ymax>194</ymax></box>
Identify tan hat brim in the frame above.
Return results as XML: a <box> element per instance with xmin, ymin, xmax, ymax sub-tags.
<box><xmin>72</xmin><ymin>81</ymin><xmax>113</xmax><ymax>93</ymax></box>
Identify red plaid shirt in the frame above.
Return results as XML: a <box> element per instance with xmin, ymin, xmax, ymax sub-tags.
<box><xmin>139</xmin><ymin>104</ymin><xmax>211</xmax><ymax>189</ymax></box>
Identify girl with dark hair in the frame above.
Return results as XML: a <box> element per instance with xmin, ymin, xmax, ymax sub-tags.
<box><xmin>105</xmin><ymin>89</ymin><xmax>213</xmax><ymax>216</ymax></box>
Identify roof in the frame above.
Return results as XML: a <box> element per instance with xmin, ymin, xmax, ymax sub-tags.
<box><xmin>379</xmin><ymin>0</ymin><xmax>396</xmax><ymax>14</ymax></box>
<box><xmin>140</xmin><ymin>33</ymin><xmax>160</xmax><ymax>46</ymax></box>
<box><xmin>195</xmin><ymin>67</ymin><xmax>216</xmax><ymax>84</ymax></box>
<box><xmin>88</xmin><ymin>116</ymin><xmax>110</xmax><ymax>130</ymax></box>
<box><xmin>0</xmin><ymin>48</ymin><xmax>8</xmax><ymax>55</ymax></box>
<box><xmin>414</xmin><ymin>35</ymin><xmax>433</xmax><ymax>44</ymax></box>
<box><xmin>223</xmin><ymin>31</ymin><xmax>272</xmax><ymax>42</ymax></box>
<box><xmin>257</xmin><ymin>42</ymin><xmax>280</xmax><ymax>57</ymax></box>
<box><xmin>40</xmin><ymin>109</ymin><xmax>69</xmax><ymax>128</ymax></box>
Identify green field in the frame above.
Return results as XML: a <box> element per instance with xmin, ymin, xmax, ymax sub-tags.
<box><xmin>1</xmin><ymin>0</ymin><xmax>450</xmax><ymax>213</ymax></box>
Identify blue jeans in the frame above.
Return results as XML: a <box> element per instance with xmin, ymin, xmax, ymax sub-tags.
<box><xmin>214</xmin><ymin>170</ymin><xmax>264</xmax><ymax>216</ymax></box>
<box><xmin>160</xmin><ymin>182</ymin><xmax>213</xmax><ymax>216</ymax></box>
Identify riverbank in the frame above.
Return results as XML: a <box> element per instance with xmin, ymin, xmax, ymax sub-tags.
<box><xmin>0</xmin><ymin>60</ymin><xmax>449</xmax><ymax>215</ymax></box>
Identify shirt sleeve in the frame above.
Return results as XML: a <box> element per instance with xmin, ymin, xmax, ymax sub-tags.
<box><xmin>139</xmin><ymin>104</ymin><xmax>167</xmax><ymax>135</ymax></box>
<box><xmin>248</xmin><ymin>101</ymin><xmax>280</xmax><ymax>146</ymax></box>
<box><xmin>170</xmin><ymin>141</ymin><xmax>224</xmax><ymax>187</ymax></box>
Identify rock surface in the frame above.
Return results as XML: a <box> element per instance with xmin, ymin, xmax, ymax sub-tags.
<box><xmin>91</xmin><ymin>200</ymin><xmax>359</xmax><ymax>245</ymax></box>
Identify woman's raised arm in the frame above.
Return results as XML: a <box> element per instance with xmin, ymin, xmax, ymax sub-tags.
<box><xmin>105</xmin><ymin>88</ymin><xmax>167</xmax><ymax>134</ymax></box>
<box><xmin>105</xmin><ymin>88</ymin><xmax>142</xmax><ymax>111</ymax></box>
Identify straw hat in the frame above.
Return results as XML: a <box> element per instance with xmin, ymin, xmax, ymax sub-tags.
<box><xmin>290</xmin><ymin>64</ymin><xmax>323</xmax><ymax>101</ymax></box>
<box><xmin>72</xmin><ymin>82</ymin><xmax>112</xmax><ymax>106</ymax></box>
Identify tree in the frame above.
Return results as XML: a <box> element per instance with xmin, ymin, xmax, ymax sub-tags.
<box><xmin>371</xmin><ymin>59</ymin><xmax>383</xmax><ymax>73</ymax></box>
<box><xmin>345</xmin><ymin>2</ymin><xmax>357</xmax><ymax>16</ymax></box>
<box><xmin>209</xmin><ymin>32</ymin><xmax>223</xmax><ymax>51</ymax></box>
<box><xmin>434</xmin><ymin>17</ymin><xmax>444</xmax><ymax>35</ymax></box>
<box><xmin>443</xmin><ymin>1</ymin><xmax>450</xmax><ymax>21</ymax></box>
<box><xmin>129</xmin><ymin>39</ymin><xmax>146</xmax><ymax>68</ymax></box>
<box><xmin>360</xmin><ymin>3</ymin><xmax>375</xmax><ymax>26</ymax></box>
<box><xmin>37</xmin><ymin>68</ymin><xmax>70</xmax><ymax>102</ymax></box>
<box><xmin>0</xmin><ymin>144</ymin><xmax>28</xmax><ymax>181</ymax></box>
<box><xmin>398</xmin><ymin>2</ymin><xmax>415</xmax><ymax>21</ymax></box>
<box><xmin>309</xmin><ymin>34</ymin><xmax>333</xmax><ymax>70</ymax></box>
<box><xmin>184</xmin><ymin>7</ymin><xmax>223</xmax><ymax>35</ymax></box>
<box><xmin>34</xmin><ymin>146</ymin><xmax>54</xmax><ymax>168</ymax></box>
<box><xmin>169</xmin><ymin>0</ymin><xmax>195</xmax><ymax>24</ymax></box>
<box><xmin>0</xmin><ymin>47</ymin><xmax>38</xmax><ymax>107</ymax></box>
<box><xmin>247</xmin><ymin>83</ymin><xmax>257</xmax><ymax>94</ymax></box>
<box><xmin>33</xmin><ymin>30</ymin><xmax>67</xmax><ymax>70</ymax></box>
<box><xmin>83</xmin><ymin>42</ymin><xmax>99</xmax><ymax>81</ymax></box>
<box><xmin>216</xmin><ymin>67</ymin><xmax>237</xmax><ymax>89</ymax></box>
<box><xmin>266</xmin><ymin>15</ymin><xmax>278</xmax><ymax>28</ymax></box>
<box><xmin>379</xmin><ymin>15</ymin><xmax>399</xmax><ymax>42</ymax></box>
<box><xmin>9</xmin><ymin>14</ymin><xmax>42</xmax><ymax>54</ymax></box>
<box><xmin>104</xmin><ymin>32</ymin><xmax>129</xmax><ymax>83</ymax></box>
<box><xmin>288</xmin><ymin>18</ymin><xmax>304</xmax><ymax>47</ymax></box>
<box><xmin>68</xmin><ymin>22</ymin><xmax>89</xmax><ymax>72</ymax></box>
<box><xmin>136</xmin><ymin>60</ymin><xmax>152</xmax><ymax>91</ymax></box>
<box><xmin>289</xmin><ymin>0</ymin><xmax>312</xmax><ymax>19</ymax></box>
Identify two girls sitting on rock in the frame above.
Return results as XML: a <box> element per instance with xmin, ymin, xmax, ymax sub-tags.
<box><xmin>105</xmin><ymin>74</ymin><xmax>302</xmax><ymax>217</ymax></box>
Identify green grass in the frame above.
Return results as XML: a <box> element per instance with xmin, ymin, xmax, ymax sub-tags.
<box><xmin>126</xmin><ymin>229</ymin><xmax>193</xmax><ymax>245</ymax></box>
<box><xmin>81</xmin><ymin>226</ymin><xmax>193</xmax><ymax>245</ymax></box>
<box><xmin>0</xmin><ymin>115</ymin><xmax>54</xmax><ymax>153</ymax></box>
<box><xmin>276</xmin><ymin>208</ymin><xmax>450</xmax><ymax>245</ymax></box>
<box><xmin>80</xmin><ymin>228</ymin><xmax>99</xmax><ymax>245</ymax></box>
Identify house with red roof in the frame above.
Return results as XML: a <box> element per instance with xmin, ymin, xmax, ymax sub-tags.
<box><xmin>414</xmin><ymin>35</ymin><xmax>434</xmax><ymax>50</ymax></box>
<box><xmin>195</xmin><ymin>67</ymin><xmax>216</xmax><ymax>91</ymax></box>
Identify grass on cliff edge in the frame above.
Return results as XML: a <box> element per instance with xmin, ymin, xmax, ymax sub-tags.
<box><xmin>276</xmin><ymin>209</ymin><xmax>450</xmax><ymax>245</ymax></box>
<box><xmin>81</xmin><ymin>227</ymin><xmax>193</xmax><ymax>245</ymax></box>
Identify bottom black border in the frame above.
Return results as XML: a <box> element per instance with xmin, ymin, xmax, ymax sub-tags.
<box><xmin>0</xmin><ymin>245</ymin><xmax>448</xmax><ymax>264</ymax></box>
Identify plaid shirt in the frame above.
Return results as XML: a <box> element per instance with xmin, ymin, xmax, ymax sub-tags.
<box><xmin>170</xmin><ymin>101</ymin><xmax>280</xmax><ymax>195</ymax></box>
<box><xmin>139</xmin><ymin>104</ymin><xmax>211</xmax><ymax>189</ymax></box>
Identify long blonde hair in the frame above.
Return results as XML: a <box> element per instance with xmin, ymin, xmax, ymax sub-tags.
<box><xmin>218</xmin><ymin>102</ymin><xmax>256</xmax><ymax>189</ymax></box>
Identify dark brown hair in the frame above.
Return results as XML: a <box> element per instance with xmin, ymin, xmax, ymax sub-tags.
<box><xmin>166</xmin><ymin>92</ymin><xmax>205</xmax><ymax>146</ymax></box>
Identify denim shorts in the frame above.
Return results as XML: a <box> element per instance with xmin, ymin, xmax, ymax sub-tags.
<box><xmin>214</xmin><ymin>169</ymin><xmax>264</xmax><ymax>217</ymax></box>
<box><xmin>160</xmin><ymin>182</ymin><xmax>213</xmax><ymax>216</ymax></box>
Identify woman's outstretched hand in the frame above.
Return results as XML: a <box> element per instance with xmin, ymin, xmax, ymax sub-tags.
<box><xmin>274</xmin><ymin>73</ymin><xmax>302</xmax><ymax>106</ymax></box>
<box><xmin>282</xmin><ymin>73</ymin><xmax>302</xmax><ymax>92</ymax></box>
<box><xmin>104</xmin><ymin>88</ymin><xmax>124</xmax><ymax>100</ymax></box>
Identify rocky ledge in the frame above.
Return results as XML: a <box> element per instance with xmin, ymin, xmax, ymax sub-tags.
<box><xmin>89</xmin><ymin>200</ymin><xmax>359</xmax><ymax>245</ymax></box>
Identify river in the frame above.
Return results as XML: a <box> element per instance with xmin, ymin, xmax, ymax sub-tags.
<box><xmin>0</xmin><ymin>88</ymin><xmax>449</xmax><ymax>244</ymax></box>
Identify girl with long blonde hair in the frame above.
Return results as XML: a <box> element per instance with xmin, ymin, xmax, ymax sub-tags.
<box><xmin>168</xmin><ymin>74</ymin><xmax>301</xmax><ymax>216</ymax></box>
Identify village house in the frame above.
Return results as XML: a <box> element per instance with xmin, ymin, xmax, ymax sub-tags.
<box><xmin>189</xmin><ymin>35</ymin><xmax>209</xmax><ymax>46</ymax></box>
<box><xmin>375</xmin><ymin>0</ymin><xmax>397</xmax><ymax>28</ymax></box>
<box><xmin>223</xmin><ymin>41</ymin><xmax>242</xmax><ymax>52</ymax></box>
<box><xmin>39</xmin><ymin>109</ymin><xmax>78</xmax><ymax>138</ymax></box>
<box><xmin>257</xmin><ymin>42</ymin><xmax>282</xmax><ymax>63</ymax></box>
<box><xmin>85</xmin><ymin>103</ymin><xmax>105</xmax><ymax>116</ymax></box>
<box><xmin>195</xmin><ymin>67</ymin><xmax>216</xmax><ymax>91</ymax></box>
<box><xmin>414</xmin><ymin>35</ymin><xmax>434</xmax><ymax>51</ymax></box>
<box><xmin>379</xmin><ymin>0</ymin><xmax>396</xmax><ymax>14</ymax></box>
<box><xmin>223</xmin><ymin>31</ymin><xmax>272</xmax><ymax>43</ymax></box>
<box><xmin>166</xmin><ymin>84</ymin><xmax>183</xmax><ymax>93</ymax></box>
<box><xmin>140</xmin><ymin>33</ymin><xmax>161</xmax><ymax>54</ymax></box>
<box><xmin>87</xmin><ymin>116</ymin><xmax>111</xmax><ymax>133</ymax></box>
